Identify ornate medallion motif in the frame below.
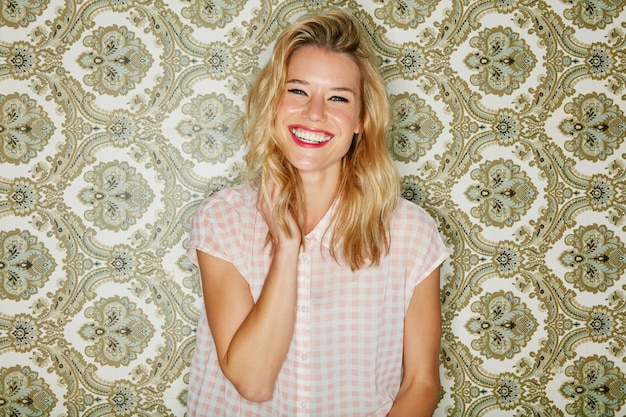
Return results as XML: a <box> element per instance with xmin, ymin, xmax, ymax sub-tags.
<box><xmin>563</xmin><ymin>0</ymin><xmax>625</xmax><ymax>29</ymax></box>
<box><xmin>0</xmin><ymin>93</ymin><xmax>54</xmax><ymax>164</ymax></box>
<box><xmin>390</xmin><ymin>93</ymin><xmax>442</xmax><ymax>162</ymax></box>
<box><xmin>464</xmin><ymin>26</ymin><xmax>536</xmax><ymax>96</ymax></box>
<box><xmin>560</xmin><ymin>223</ymin><xmax>624</xmax><ymax>293</ymax></box>
<box><xmin>178</xmin><ymin>93</ymin><xmax>243</xmax><ymax>163</ymax></box>
<box><xmin>0</xmin><ymin>366</ymin><xmax>57</xmax><ymax>415</ymax></box>
<box><xmin>0</xmin><ymin>0</ymin><xmax>50</xmax><ymax>28</ymax></box>
<box><xmin>79</xmin><ymin>161</ymin><xmax>155</xmax><ymax>231</ymax></box>
<box><xmin>560</xmin><ymin>355</ymin><xmax>626</xmax><ymax>417</ymax></box>
<box><xmin>80</xmin><ymin>295</ymin><xmax>155</xmax><ymax>366</ymax></box>
<box><xmin>0</xmin><ymin>229</ymin><xmax>55</xmax><ymax>300</ymax></box>
<box><xmin>465</xmin><ymin>159</ymin><xmax>538</xmax><ymax>227</ymax></box>
<box><xmin>560</xmin><ymin>93</ymin><xmax>626</xmax><ymax>161</ymax></box>
<box><xmin>181</xmin><ymin>0</ymin><xmax>245</xmax><ymax>28</ymax></box>
<box><xmin>78</xmin><ymin>25</ymin><xmax>153</xmax><ymax>96</ymax></box>
<box><xmin>375</xmin><ymin>0</ymin><xmax>441</xmax><ymax>28</ymax></box>
<box><xmin>466</xmin><ymin>290</ymin><xmax>538</xmax><ymax>359</ymax></box>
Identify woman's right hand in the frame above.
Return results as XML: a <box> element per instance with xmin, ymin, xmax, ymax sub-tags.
<box><xmin>257</xmin><ymin>179</ymin><xmax>301</xmax><ymax>249</ymax></box>
<box><xmin>198</xmin><ymin>181</ymin><xmax>301</xmax><ymax>402</ymax></box>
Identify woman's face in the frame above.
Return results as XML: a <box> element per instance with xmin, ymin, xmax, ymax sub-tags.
<box><xmin>274</xmin><ymin>45</ymin><xmax>362</xmax><ymax>179</ymax></box>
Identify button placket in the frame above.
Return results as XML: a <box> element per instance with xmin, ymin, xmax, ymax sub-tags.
<box><xmin>295</xmin><ymin>244</ymin><xmax>311</xmax><ymax>416</ymax></box>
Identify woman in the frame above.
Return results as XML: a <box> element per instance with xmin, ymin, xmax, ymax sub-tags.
<box><xmin>187</xmin><ymin>10</ymin><xmax>449</xmax><ymax>417</ymax></box>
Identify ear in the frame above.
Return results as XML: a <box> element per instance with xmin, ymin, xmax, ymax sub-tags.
<box><xmin>354</xmin><ymin>119</ymin><xmax>362</xmax><ymax>135</ymax></box>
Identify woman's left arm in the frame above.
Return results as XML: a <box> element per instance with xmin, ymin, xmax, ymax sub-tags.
<box><xmin>387</xmin><ymin>267</ymin><xmax>442</xmax><ymax>417</ymax></box>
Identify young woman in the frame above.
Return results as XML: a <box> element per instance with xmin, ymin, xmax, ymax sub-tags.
<box><xmin>187</xmin><ymin>10</ymin><xmax>449</xmax><ymax>417</ymax></box>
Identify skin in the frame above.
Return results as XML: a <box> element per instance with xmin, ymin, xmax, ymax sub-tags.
<box><xmin>196</xmin><ymin>46</ymin><xmax>442</xmax><ymax>416</ymax></box>
<box><xmin>197</xmin><ymin>179</ymin><xmax>300</xmax><ymax>402</ymax></box>
<box><xmin>387</xmin><ymin>268</ymin><xmax>442</xmax><ymax>417</ymax></box>
<box><xmin>274</xmin><ymin>46</ymin><xmax>363</xmax><ymax>230</ymax></box>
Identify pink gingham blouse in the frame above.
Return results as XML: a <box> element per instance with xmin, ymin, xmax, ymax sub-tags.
<box><xmin>186</xmin><ymin>185</ymin><xmax>449</xmax><ymax>417</ymax></box>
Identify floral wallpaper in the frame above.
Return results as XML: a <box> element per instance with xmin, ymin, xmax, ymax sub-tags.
<box><xmin>0</xmin><ymin>1</ymin><xmax>625</xmax><ymax>416</ymax></box>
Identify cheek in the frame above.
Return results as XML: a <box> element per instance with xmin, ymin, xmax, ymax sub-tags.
<box><xmin>274</xmin><ymin>102</ymin><xmax>294</xmax><ymax>131</ymax></box>
<box><xmin>275</xmin><ymin>102</ymin><xmax>287</xmax><ymax>120</ymax></box>
<box><xmin>276</xmin><ymin>95</ymin><xmax>302</xmax><ymax>114</ymax></box>
<box><xmin>343</xmin><ymin>111</ymin><xmax>361</xmax><ymax>134</ymax></box>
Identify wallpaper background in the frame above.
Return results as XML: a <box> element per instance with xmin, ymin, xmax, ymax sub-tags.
<box><xmin>1</xmin><ymin>0</ymin><xmax>625</xmax><ymax>416</ymax></box>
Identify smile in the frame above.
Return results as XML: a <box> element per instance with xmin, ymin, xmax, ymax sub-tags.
<box><xmin>290</xmin><ymin>126</ymin><xmax>334</xmax><ymax>147</ymax></box>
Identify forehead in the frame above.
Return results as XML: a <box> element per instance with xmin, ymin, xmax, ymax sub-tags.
<box><xmin>286</xmin><ymin>46</ymin><xmax>361</xmax><ymax>91</ymax></box>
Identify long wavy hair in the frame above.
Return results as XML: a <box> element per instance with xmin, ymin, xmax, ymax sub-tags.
<box><xmin>244</xmin><ymin>10</ymin><xmax>400</xmax><ymax>270</ymax></box>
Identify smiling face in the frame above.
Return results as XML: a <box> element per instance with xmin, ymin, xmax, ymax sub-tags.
<box><xmin>274</xmin><ymin>46</ymin><xmax>362</xmax><ymax>180</ymax></box>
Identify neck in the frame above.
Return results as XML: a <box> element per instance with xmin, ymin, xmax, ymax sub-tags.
<box><xmin>300</xmin><ymin>172</ymin><xmax>340</xmax><ymax>234</ymax></box>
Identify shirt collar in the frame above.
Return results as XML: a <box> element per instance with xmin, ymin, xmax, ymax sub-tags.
<box><xmin>305</xmin><ymin>199</ymin><xmax>336</xmax><ymax>250</ymax></box>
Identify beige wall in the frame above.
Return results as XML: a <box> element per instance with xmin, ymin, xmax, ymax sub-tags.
<box><xmin>1</xmin><ymin>1</ymin><xmax>624</xmax><ymax>416</ymax></box>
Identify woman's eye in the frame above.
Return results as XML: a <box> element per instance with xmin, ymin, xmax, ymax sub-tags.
<box><xmin>330</xmin><ymin>96</ymin><xmax>349</xmax><ymax>102</ymax></box>
<box><xmin>288</xmin><ymin>88</ymin><xmax>306</xmax><ymax>95</ymax></box>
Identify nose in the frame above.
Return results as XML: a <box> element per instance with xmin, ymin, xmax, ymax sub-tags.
<box><xmin>303</xmin><ymin>95</ymin><xmax>325</xmax><ymax>121</ymax></box>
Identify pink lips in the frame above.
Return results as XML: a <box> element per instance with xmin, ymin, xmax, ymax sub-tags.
<box><xmin>288</xmin><ymin>125</ymin><xmax>334</xmax><ymax>148</ymax></box>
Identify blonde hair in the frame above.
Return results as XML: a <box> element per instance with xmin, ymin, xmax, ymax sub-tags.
<box><xmin>244</xmin><ymin>10</ymin><xmax>400</xmax><ymax>270</ymax></box>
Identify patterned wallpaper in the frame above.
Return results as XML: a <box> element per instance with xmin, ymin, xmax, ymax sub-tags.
<box><xmin>1</xmin><ymin>0</ymin><xmax>625</xmax><ymax>416</ymax></box>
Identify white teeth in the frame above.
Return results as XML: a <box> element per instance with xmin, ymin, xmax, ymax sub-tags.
<box><xmin>291</xmin><ymin>128</ymin><xmax>331</xmax><ymax>144</ymax></box>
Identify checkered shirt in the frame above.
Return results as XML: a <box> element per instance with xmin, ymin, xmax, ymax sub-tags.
<box><xmin>186</xmin><ymin>185</ymin><xmax>449</xmax><ymax>417</ymax></box>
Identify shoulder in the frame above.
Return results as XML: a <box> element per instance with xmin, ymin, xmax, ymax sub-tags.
<box><xmin>389</xmin><ymin>198</ymin><xmax>446</xmax><ymax>250</ymax></box>
<box><xmin>393</xmin><ymin>198</ymin><xmax>438</xmax><ymax>228</ymax></box>
<box><xmin>390</xmin><ymin>198</ymin><xmax>450</xmax><ymax>279</ymax></box>
<box><xmin>195</xmin><ymin>184</ymin><xmax>256</xmax><ymax>212</ymax></box>
<box><xmin>191</xmin><ymin>184</ymin><xmax>258</xmax><ymax>230</ymax></box>
<box><xmin>187</xmin><ymin>184</ymin><xmax>258</xmax><ymax>266</ymax></box>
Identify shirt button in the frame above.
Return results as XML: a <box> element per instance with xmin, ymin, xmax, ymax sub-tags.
<box><xmin>300</xmin><ymin>305</ymin><xmax>309</xmax><ymax>313</ymax></box>
<box><xmin>300</xmin><ymin>402</ymin><xmax>309</xmax><ymax>410</ymax></box>
<box><xmin>301</xmin><ymin>353</ymin><xmax>308</xmax><ymax>362</ymax></box>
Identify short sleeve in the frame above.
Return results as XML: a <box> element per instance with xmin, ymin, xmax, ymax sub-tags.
<box><xmin>411</xmin><ymin>219</ymin><xmax>449</xmax><ymax>286</ymax></box>
<box><xmin>186</xmin><ymin>187</ymin><xmax>250</xmax><ymax>267</ymax></box>
<box><xmin>394</xmin><ymin>199</ymin><xmax>450</xmax><ymax>304</ymax></box>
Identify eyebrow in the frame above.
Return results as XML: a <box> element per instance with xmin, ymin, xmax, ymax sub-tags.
<box><xmin>286</xmin><ymin>79</ymin><xmax>357</xmax><ymax>96</ymax></box>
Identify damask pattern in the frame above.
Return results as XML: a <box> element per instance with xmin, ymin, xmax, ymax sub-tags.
<box><xmin>79</xmin><ymin>160</ymin><xmax>155</xmax><ymax>230</ymax></box>
<box><xmin>0</xmin><ymin>229</ymin><xmax>56</xmax><ymax>300</ymax></box>
<box><xmin>78</xmin><ymin>25</ymin><xmax>153</xmax><ymax>96</ymax></box>
<box><xmin>0</xmin><ymin>1</ymin><xmax>624</xmax><ymax>416</ymax></box>
<box><xmin>177</xmin><ymin>93</ymin><xmax>244</xmax><ymax>163</ymax></box>
<box><xmin>560</xmin><ymin>92</ymin><xmax>626</xmax><ymax>161</ymax></box>
<box><xmin>0</xmin><ymin>93</ymin><xmax>54</xmax><ymax>165</ymax></box>
<box><xmin>80</xmin><ymin>295</ymin><xmax>155</xmax><ymax>367</ymax></box>
<box><xmin>464</xmin><ymin>26</ymin><xmax>536</xmax><ymax>96</ymax></box>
